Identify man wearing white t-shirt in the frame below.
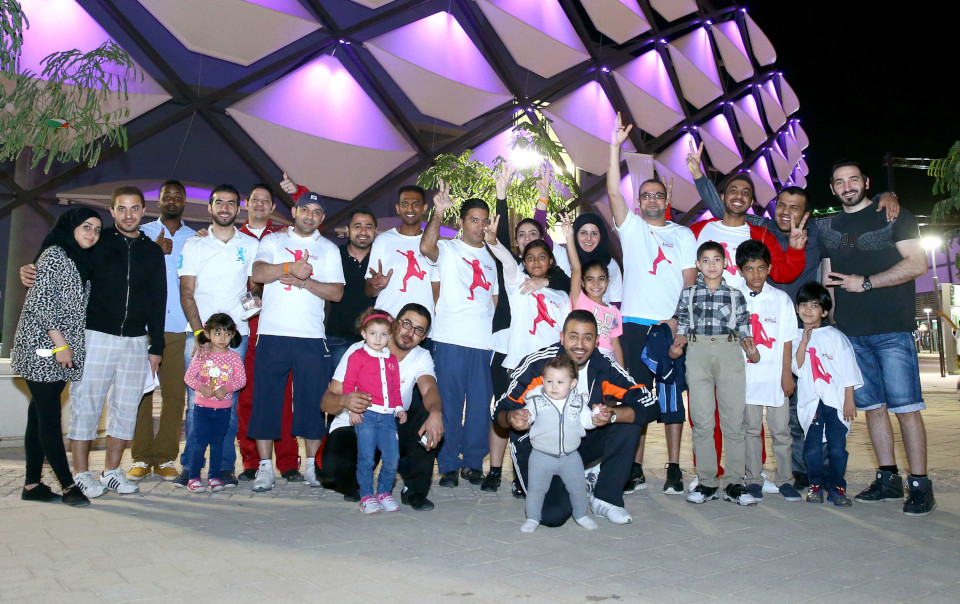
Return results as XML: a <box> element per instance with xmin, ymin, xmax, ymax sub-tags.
<box><xmin>366</xmin><ymin>186</ymin><xmax>436</xmax><ymax>330</ymax></box>
<box><xmin>176</xmin><ymin>184</ymin><xmax>259</xmax><ymax>487</ymax></box>
<box><xmin>317</xmin><ymin>303</ymin><xmax>443</xmax><ymax>510</ymax></box>
<box><xmin>248</xmin><ymin>192</ymin><xmax>345</xmax><ymax>492</ymax></box>
<box><xmin>421</xmin><ymin>185</ymin><xmax>498</xmax><ymax>487</ymax></box>
<box><xmin>609</xmin><ymin>115</ymin><xmax>698</xmax><ymax>494</ymax></box>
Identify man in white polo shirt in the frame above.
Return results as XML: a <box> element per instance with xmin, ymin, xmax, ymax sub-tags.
<box><xmin>248</xmin><ymin>191</ymin><xmax>345</xmax><ymax>492</ymax></box>
<box><xmin>176</xmin><ymin>184</ymin><xmax>259</xmax><ymax>487</ymax></box>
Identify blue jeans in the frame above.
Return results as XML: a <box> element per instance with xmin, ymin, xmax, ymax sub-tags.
<box><xmin>803</xmin><ymin>401</ymin><xmax>848</xmax><ymax>490</ymax></box>
<box><xmin>355</xmin><ymin>410</ymin><xmax>399</xmax><ymax>498</ymax></box>
<box><xmin>180</xmin><ymin>334</ymin><xmax>248</xmax><ymax>472</ymax></box>
<box><xmin>189</xmin><ymin>406</ymin><xmax>231</xmax><ymax>480</ymax></box>
<box><xmin>849</xmin><ymin>332</ymin><xmax>924</xmax><ymax>413</ymax></box>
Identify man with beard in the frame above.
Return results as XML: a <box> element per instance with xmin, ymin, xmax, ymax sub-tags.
<box><xmin>248</xmin><ymin>192</ymin><xmax>344</xmax><ymax>492</ymax></box>
<box><xmin>175</xmin><ymin>184</ymin><xmax>259</xmax><ymax>487</ymax></box>
<box><xmin>129</xmin><ymin>180</ymin><xmax>196</xmax><ymax>482</ymax></box>
<box><xmin>235</xmin><ymin>183</ymin><xmax>303</xmax><ymax>483</ymax></box>
<box><xmin>325</xmin><ymin>207</ymin><xmax>379</xmax><ymax>370</ymax></box>
<box><xmin>608</xmin><ymin>115</ymin><xmax>698</xmax><ymax>495</ymax></box>
<box><xmin>818</xmin><ymin>160</ymin><xmax>934</xmax><ymax>516</ymax></box>
<box><xmin>493</xmin><ymin>310</ymin><xmax>659</xmax><ymax>526</ymax></box>
<box><xmin>317</xmin><ymin>303</ymin><xmax>443</xmax><ymax>510</ymax></box>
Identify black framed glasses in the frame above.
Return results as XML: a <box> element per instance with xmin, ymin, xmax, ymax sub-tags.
<box><xmin>400</xmin><ymin>318</ymin><xmax>426</xmax><ymax>337</ymax></box>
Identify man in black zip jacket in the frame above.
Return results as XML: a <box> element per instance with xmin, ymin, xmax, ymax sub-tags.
<box><xmin>493</xmin><ymin>310</ymin><xmax>660</xmax><ymax>527</ymax></box>
<box><xmin>21</xmin><ymin>186</ymin><xmax>166</xmax><ymax>499</ymax></box>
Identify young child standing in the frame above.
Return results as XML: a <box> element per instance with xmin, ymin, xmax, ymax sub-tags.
<box><xmin>735</xmin><ymin>240</ymin><xmax>803</xmax><ymax>502</ymax></box>
<box><xmin>675</xmin><ymin>241</ymin><xmax>760</xmax><ymax>506</ymax></box>
<box><xmin>561</xmin><ymin>215</ymin><xmax>624</xmax><ymax>366</ymax></box>
<box><xmin>520</xmin><ymin>355</ymin><xmax>599</xmax><ymax>533</ymax></box>
<box><xmin>792</xmin><ymin>282</ymin><xmax>863</xmax><ymax>506</ymax></box>
<box><xmin>342</xmin><ymin>308</ymin><xmax>407</xmax><ymax>514</ymax></box>
<box><xmin>183</xmin><ymin>313</ymin><xmax>247</xmax><ymax>493</ymax></box>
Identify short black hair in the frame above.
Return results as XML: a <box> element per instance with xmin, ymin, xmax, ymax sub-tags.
<box><xmin>831</xmin><ymin>159</ymin><xmax>866</xmax><ymax>181</ymax></box>
<box><xmin>696</xmin><ymin>240</ymin><xmax>724</xmax><ymax>259</ymax></box>
<box><xmin>563</xmin><ymin>309</ymin><xmax>598</xmax><ymax>332</ymax></box>
<box><xmin>796</xmin><ymin>281</ymin><xmax>832</xmax><ymax>312</ymax></box>
<box><xmin>160</xmin><ymin>179</ymin><xmax>185</xmax><ymax>194</ymax></box>
<box><xmin>349</xmin><ymin>205</ymin><xmax>377</xmax><ymax>228</ymax></box>
<box><xmin>248</xmin><ymin>183</ymin><xmax>275</xmax><ymax>202</ymax></box>
<box><xmin>582</xmin><ymin>258</ymin><xmax>609</xmax><ymax>278</ymax></box>
<box><xmin>209</xmin><ymin>184</ymin><xmax>241</xmax><ymax>205</ymax></box>
<box><xmin>459</xmin><ymin>198</ymin><xmax>489</xmax><ymax>221</ymax></box>
<box><xmin>722</xmin><ymin>173</ymin><xmax>755</xmax><ymax>200</ymax></box>
<box><xmin>735</xmin><ymin>239</ymin><xmax>770</xmax><ymax>269</ymax></box>
<box><xmin>638</xmin><ymin>178</ymin><xmax>667</xmax><ymax>194</ymax></box>
<box><xmin>397</xmin><ymin>302</ymin><xmax>432</xmax><ymax>332</ymax></box>
<box><xmin>398</xmin><ymin>185</ymin><xmax>426</xmax><ymax>203</ymax></box>
<box><xmin>777</xmin><ymin>185</ymin><xmax>807</xmax><ymax>203</ymax></box>
<box><xmin>112</xmin><ymin>185</ymin><xmax>145</xmax><ymax>208</ymax></box>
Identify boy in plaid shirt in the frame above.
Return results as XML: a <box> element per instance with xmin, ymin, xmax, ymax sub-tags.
<box><xmin>674</xmin><ymin>241</ymin><xmax>760</xmax><ymax>505</ymax></box>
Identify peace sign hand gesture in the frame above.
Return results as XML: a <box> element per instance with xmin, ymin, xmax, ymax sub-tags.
<box><xmin>484</xmin><ymin>214</ymin><xmax>501</xmax><ymax>247</ymax></box>
<box><xmin>686</xmin><ymin>140</ymin><xmax>705</xmax><ymax>179</ymax></box>
<box><xmin>788</xmin><ymin>212</ymin><xmax>810</xmax><ymax>250</ymax></box>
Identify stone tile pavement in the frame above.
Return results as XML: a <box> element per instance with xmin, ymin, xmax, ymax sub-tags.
<box><xmin>1</xmin><ymin>356</ymin><xmax>959</xmax><ymax>603</ymax></box>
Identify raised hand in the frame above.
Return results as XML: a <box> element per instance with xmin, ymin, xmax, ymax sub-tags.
<box><xmin>368</xmin><ymin>259</ymin><xmax>394</xmax><ymax>292</ymax></box>
<box><xmin>495</xmin><ymin>160</ymin><xmax>513</xmax><ymax>199</ymax></box>
<box><xmin>789</xmin><ymin>212</ymin><xmax>810</xmax><ymax>250</ymax></box>
<box><xmin>279</xmin><ymin>172</ymin><xmax>298</xmax><ymax>195</ymax></box>
<box><xmin>686</xmin><ymin>139</ymin><xmax>705</xmax><ymax>179</ymax></box>
<box><xmin>536</xmin><ymin>165</ymin><xmax>552</xmax><ymax>200</ymax></box>
<box><xmin>662</xmin><ymin>176</ymin><xmax>674</xmax><ymax>205</ymax></box>
<box><xmin>433</xmin><ymin>179</ymin><xmax>454</xmax><ymax>214</ymax></box>
<box><xmin>611</xmin><ymin>112</ymin><xmax>633</xmax><ymax>146</ymax></box>
<box><xmin>155</xmin><ymin>230</ymin><xmax>173</xmax><ymax>255</ymax></box>
<box><xmin>484</xmin><ymin>214</ymin><xmax>501</xmax><ymax>246</ymax></box>
<box><xmin>559</xmin><ymin>213</ymin><xmax>574</xmax><ymax>244</ymax></box>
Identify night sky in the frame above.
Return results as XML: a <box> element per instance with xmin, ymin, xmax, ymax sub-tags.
<box><xmin>746</xmin><ymin>1</ymin><xmax>959</xmax><ymax>223</ymax></box>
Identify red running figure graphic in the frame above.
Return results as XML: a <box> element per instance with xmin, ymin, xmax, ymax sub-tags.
<box><xmin>397</xmin><ymin>249</ymin><xmax>426</xmax><ymax>292</ymax></box>
<box><xmin>808</xmin><ymin>347</ymin><xmax>832</xmax><ymax>384</ymax></box>
<box><xmin>750</xmin><ymin>314</ymin><xmax>776</xmax><ymax>349</ymax></box>
<box><xmin>718</xmin><ymin>242</ymin><xmax>738</xmax><ymax>275</ymax></box>
<box><xmin>463</xmin><ymin>258</ymin><xmax>491</xmax><ymax>300</ymax></box>
<box><xmin>649</xmin><ymin>245</ymin><xmax>672</xmax><ymax>275</ymax></box>
<box><xmin>529</xmin><ymin>293</ymin><xmax>557</xmax><ymax>335</ymax></box>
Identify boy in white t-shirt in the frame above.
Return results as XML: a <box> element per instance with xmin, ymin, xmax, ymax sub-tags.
<box><xmin>735</xmin><ymin>240</ymin><xmax>802</xmax><ymax>502</ymax></box>
<box><xmin>792</xmin><ymin>282</ymin><xmax>862</xmax><ymax>506</ymax></box>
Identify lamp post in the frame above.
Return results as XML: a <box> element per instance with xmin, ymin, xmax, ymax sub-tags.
<box><xmin>924</xmin><ymin>308</ymin><xmax>933</xmax><ymax>353</ymax></box>
<box><xmin>922</xmin><ymin>236</ymin><xmax>946</xmax><ymax>376</ymax></box>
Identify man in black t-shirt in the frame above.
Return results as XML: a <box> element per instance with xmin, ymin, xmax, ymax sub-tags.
<box><xmin>818</xmin><ymin>159</ymin><xmax>934</xmax><ymax>516</ymax></box>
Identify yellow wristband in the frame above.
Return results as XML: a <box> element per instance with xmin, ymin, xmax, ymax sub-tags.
<box><xmin>51</xmin><ymin>344</ymin><xmax>70</xmax><ymax>354</ymax></box>
<box><xmin>194</xmin><ymin>329</ymin><xmax>203</xmax><ymax>336</ymax></box>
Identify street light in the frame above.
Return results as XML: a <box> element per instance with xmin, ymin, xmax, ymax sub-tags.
<box><xmin>922</xmin><ymin>236</ymin><xmax>946</xmax><ymax>376</ymax></box>
<box><xmin>924</xmin><ymin>308</ymin><xmax>933</xmax><ymax>353</ymax></box>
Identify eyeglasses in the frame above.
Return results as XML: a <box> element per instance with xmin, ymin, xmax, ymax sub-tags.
<box><xmin>399</xmin><ymin>318</ymin><xmax>426</xmax><ymax>337</ymax></box>
<box><xmin>639</xmin><ymin>192</ymin><xmax>667</xmax><ymax>201</ymax></box>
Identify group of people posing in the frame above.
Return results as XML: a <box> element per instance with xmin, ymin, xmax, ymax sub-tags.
<box><xmin>12</xmin><ymin>114</ymin><xmax>936</xmax><ymax>523</ymax></box>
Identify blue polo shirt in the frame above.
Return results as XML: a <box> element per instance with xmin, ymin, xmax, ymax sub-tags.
<box><xmin>140</xmin><ymin>219</ymin><xmax>196</xmax><ymax>333</ymax></box>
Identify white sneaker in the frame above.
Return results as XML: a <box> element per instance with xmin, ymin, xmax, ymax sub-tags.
<box><xmin>360</xmin><ymin>496</ymin><xmax>382</xmax><ymax>514</ymax></box>
<box><xmin>377</xmin><ymin>493</ymin><xmax>399</xmax><ymax>512</ymax></box>
<box><xmin>584</xmin><ymin>461</ymin><xmax>600</xmax><ymax>496</ymax></box>
<box><xmin>761</xmin><ymin>473</ymin><xmax>779</xmax><ymax>494</ymax></box>
<box><xmin>304</xmin><ymin>464</ymin><xmax>321</xmax><ymax>488</ymax></box>
<box><xmin>575</xmin><ymin>515</ymin><xmax>598</xmax><ymax>530</ymax></box>
<box><xmin>73</xmin><ymin>471</ymin><xmax>106</xmax><ymax>498</ymax></box>
<box><xmin>520</xmin><ymin>519</ymin><xmax>540</xmax><ymax>533</ymax></box>
<box><xmin>252</xmin><ymin>468</ymin><xmax>275</xmax><ymax>492</ymax></box>
<box><xmin>688</xmin><ymin>474</ymin><xmax>700</xmax><ymax>493</ymax></box>
<box><xmin>100</xmin><ymin>468</ymin><xmax>140</xmax><ymax>494</ymax></box>
<box><xmin>590</xmin><ymin>496</ymin><xmax>632</xmax><ymax>524</ymax></box>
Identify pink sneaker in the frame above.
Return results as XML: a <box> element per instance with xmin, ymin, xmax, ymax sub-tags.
<box><xmin>377</xmin><ymin>493</ymin><xmax>399</xmax><ymax>512</ymax></box>
<box><xmin>208</xmin><ymin>478</ymin><xmax>225</xmax><ymax>492</ymax></box>
<box><xmin>186</xmin><ymin>478</ymin><xmax>205</xmax><ymax>493</ymax></box>
<box><xmin>359</xmin><ymin>496</ymin><xmax>382</xmax><ymax>514</ymax></box>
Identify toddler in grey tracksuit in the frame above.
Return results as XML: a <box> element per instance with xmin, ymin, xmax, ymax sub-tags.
<box><xmin>521</xmin><ymin>356</ymin><xmax>598</xmax><ymax>533</ymax></box>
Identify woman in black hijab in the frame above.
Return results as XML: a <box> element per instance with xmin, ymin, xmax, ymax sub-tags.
<box><xmin>554</xmin><ymin>213</ymin><xmax>623</xmax><ymax>305</ymax></box>
<box><xmin>12</xmin><ymin>207</ymin><xmax>101</xmax><ymax>507</ymax></box>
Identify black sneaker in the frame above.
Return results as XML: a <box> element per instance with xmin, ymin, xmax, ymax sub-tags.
<box><xmin>511</xmin><ymin>479</ymin><xmax>526</xmax><ymax>499</ymax></box>
<box><xmin>172</xmin><ymin>468</ymin><xmax>189</xmax><ymax>488</ymax></box>
<box><xmin>439</xmin><ymin>471</ymin><xmax>459</xmax><ymax>488</ymax></box>
<box><xmin>663</xmin><ymin>463</ymin><xmax>684</xmax><ymax>494</ymax></box>
<box><xmin>21</xmin><ymin>483</ymin><xmax>61</xmax><ymax>503</ymax></box>
<box><xmin>686</xmin><ymin>484</ymin><xmax>719</xmax><ymax>504</ymax></box>
<box><xmin>460</xmin><ymin>468</ymin><xmax>483</xmax><ymax>485</ymax></box>
<box><xmin>61</xmin><ymin>485</ymin><xmax>90</xmax><ymax>507</ymax></box>
<box><xmin>282</xmin><ymin>469</ymin><xmax>304</xmax><ymax>482</ymax></box>
<box><xmin>238</xmin><ymin>469</ymin><xmax>257</xmax><ymax>481</ymax></box>
<box><xmin>220</xmin><ymin>471</ymin><xmax>239</xmax><ymax>488</ymax></box>
<box><xmin>855</xmin><ymin>470</ymin><xmax>903</xmax><ymax>503</ymax></box>
<box><xmin>480</xmin><ymin>468</ymin><xmax>501</xmax><ymax>492</ymax></box>
<box><xmin>624</xmin><ymin>463</ymin><xmax>646</xmax><ymax>494</ymax></box>
<box><xmin>793</xmin><ymin>472</ymin><xmax>810</xmax><ymax>490</ymax></box>
<box><xmin>400</xmin><ymin>488</ymin><xmax>435</xmax><ymax>511</ymax></box>
<box><xmin>827</xmin><ymin>486</ymin><xmax>852</xmax><ymax>507</ymax></box>
<box><xmin>903</xmin><ymin>476</ymin><xmax>937</xmax><ymax>516</ymax></box>
<box><xmin>723</xmin><ymin>483</ymin><xmax>759</xmax><ymax>506</ymax></box>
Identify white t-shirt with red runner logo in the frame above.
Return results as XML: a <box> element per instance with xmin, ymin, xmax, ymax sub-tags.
<box><xmin>431</xmin><ymin>238</ymin><xmax>499</xmax><ymax>350</ymax></box>
<box><xmin>738</xmin><ymin>282</ymin><xmax>797</xmax><ymax>407</ymax></box>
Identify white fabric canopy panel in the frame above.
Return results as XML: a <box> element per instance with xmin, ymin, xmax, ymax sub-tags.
<box><xmin>759</xmin><ymin>80</ymin><xmax>787</xmax><ymax>131</ymax></box>
<box><xmin>791</xmin><ymin>121</ymin><xmax>810</xmax><ymax>149</ymax></box>
<box><xmin>781</xmin><ymin>129</ymin><xmax>804</xmax><ymax>166</ymax></box>
<box><xmin>778</xmin><ymin>75</ymin><xmax>800</xmax><ymax>116</ymax></box>
<box><xmin>612</xmin><ymin>50</ymin><xmax>685</xmax><ymax>137</ymax></box>
<box><xmin>653</xmin><ymin>133</ymin><xmax>700</xmax><ymax>211</ymax></box>
<box><xmin>769</xmin><ymin>141</ymin><xmax>792</xmax><ymax>184</ymax></box>
<box><xmin>226</xmin><ymin>55</ymin><xmax>416</xmax><ymax>201</ymax></box>
<box><xmin>698</xmin><ymin>114</ymin><xmax>743</xmax><ymax>175</ymax></box>
<box><xmin>667</xmin><ymin>28</ymin><xmax>723</xmax><ymax>109</ymax></box>
<box><xmin>744</xmin><ymin>14</ymin><xmax>777</xmax><ymax>66</ymax></box>
<box><xmin>365</xmin><ymin>12</ymin><xmax>513</xmax><ymax>126</ymax></box>
<box><xmin>798</xmin><ymin>157</ymin><xmax>810</xmax><ymax>176</ymax></box>
<box><xmin>138</xmin><ymin>0</ymin><xmax>320</xmax><ymax>66</ymax></box>
<box><xmin>542</xmin><ymin>81</ymin><xmax>629</xmax><ymax>176</ymax></box>
<box><xmin>731</xmin><ymin>94</ymin><xmax>767</xmax><ymax>150</ymax></box>
<box><xmin>748</xmin><ymin>155</ymin><xmax>777</xmax><ymax>206</ymax></box>
<box><xmin>475</xmin><ymin>0</ymin><xmax>589</xmax><ymax>79</ymax></box>
<box><xmin>649</xmin><ymin>0</ymin><xmax>698</xmax><ymax>22</ymax></box>
<box><xmin>791</xmin><ymin>167</ymin><xmax>807</xmax><ymax>189</ymax></box>
<box><xmin>580</xmin><ymin>0</ymin><xmax>651</xmax><ymax>45</ymax></box>
<box><xmin>710</xmin><ymin>21</ymin><xmax>753</xmax><ymax>82</ymax></box>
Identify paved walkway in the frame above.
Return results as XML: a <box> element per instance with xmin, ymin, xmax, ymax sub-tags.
<box><xmin>1</xmin><ymin>356</ymin><xmax>959</xmax><ymax>603</ymax></box>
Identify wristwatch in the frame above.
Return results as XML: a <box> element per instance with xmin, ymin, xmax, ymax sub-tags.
<box><xmin>862</xmin><ymin>275</ymin><xmax>873</xmax><ymax>291</ymax></box>
<box><xmin>609</xmin><ymin>411</ymin><xmax>617</xmax><ymax>424</ymax></box>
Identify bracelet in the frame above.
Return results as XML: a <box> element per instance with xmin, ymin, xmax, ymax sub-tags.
<box><xmin>51</xmin><ymin>344</ymin><xmax>70</xmax><ymax>354</ymax></box>
<box><xmin>194</xmin><ymin>329</ymin><xmax>203</xmax><ymax>336</ymax></box>
<box><xmin>284</xmin><ymin>262</ymin><xmax>290</xmax><ymax>274</ymax></box>
<box><xmin>538</xmin><ymin>197</ymin><xmax>549</xmax><ymax>203</ymax></box>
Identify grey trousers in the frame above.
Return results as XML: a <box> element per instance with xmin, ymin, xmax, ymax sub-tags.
<box><xmin>744</xmin><ymin>401</ymin><xmax>793</xmax><ymax>485</ymax></box>
<box><xmin>525</xmin><ymin>449</ymin><xmax>588</xmax><ymax>522</ymax></box>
